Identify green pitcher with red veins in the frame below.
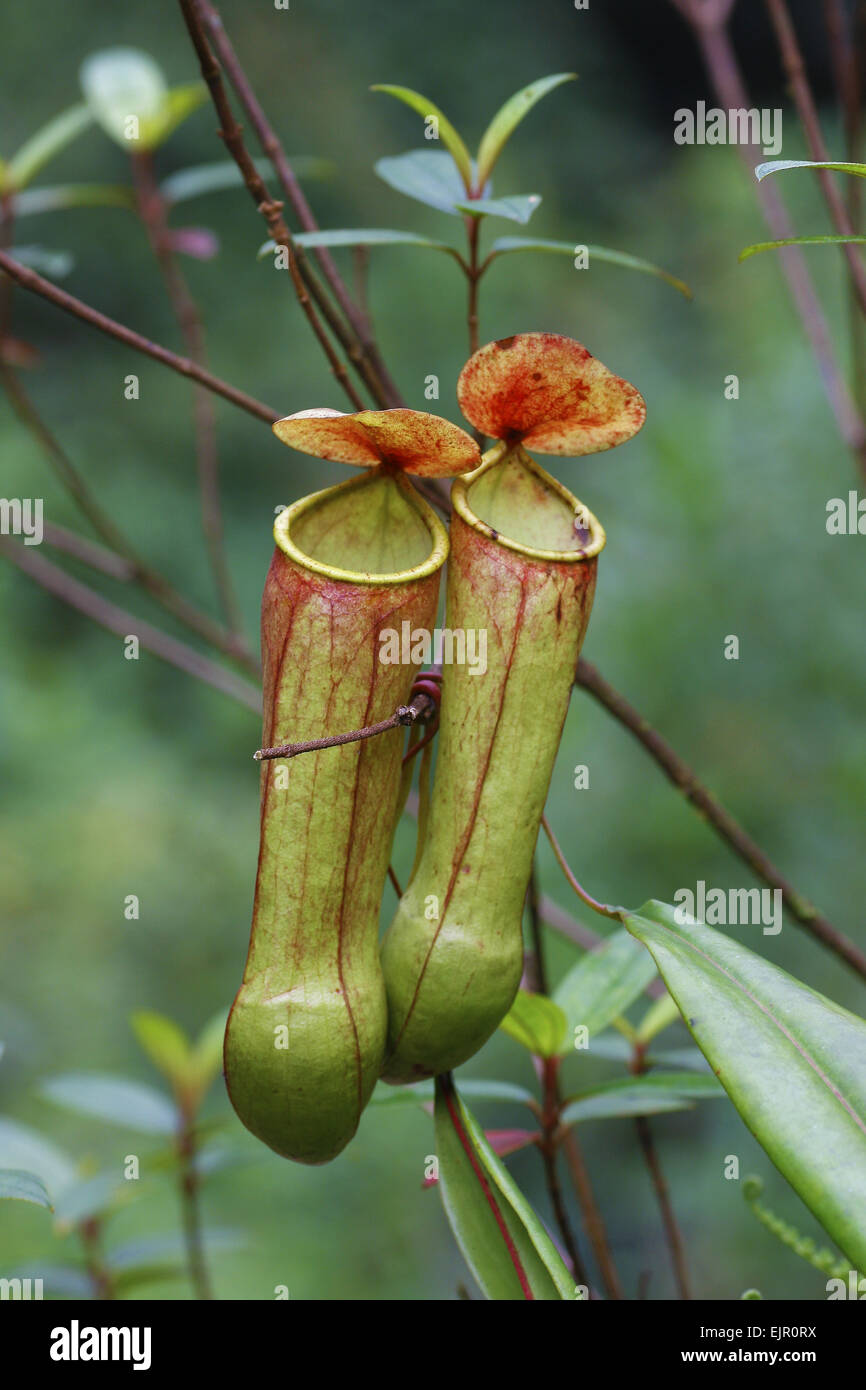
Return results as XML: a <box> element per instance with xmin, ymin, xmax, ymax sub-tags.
<box><xmin>379</xmin><ymin>333</ymin><xmax>646</xmax><ymax>1084</ymax></box>
<box><xmin>224</xmin><ymin>409</ymin><xmax>479</xmax><ymax>1164</ymax></box>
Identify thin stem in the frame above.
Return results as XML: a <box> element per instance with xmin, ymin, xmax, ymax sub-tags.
<box><xmin>670</xmin><ymin>0</ymin><xmax>866</xmax><ymax>479</ymax></box>
<box><xmin>631</xmin><ymin>1044</ymin><xmax>692</xmax><ymax>1298</ymax></box>
<box><xmin>78</xmin><ymin>1218</ymin><xmax>115</xmax><ymax>1300</ymax></box>
<box><xmin>765</xmin><ymin>0</ymin><xmax>866</xmax><ymax>319</ymax></box>
<box><xmin>0</xmin><ymin>248</ymin><xmax>279</xmax><ymax>424</ymax></box>
<box><xmin>538</xmin><ymin>1056</ymin><xmax>590</xmax><ymax>1288</ymax></box>
<box><xmin>177</xmin><ymin>0</ymin><xmax>366</xmax><ymax>411</ymax></box>
<box><xmin>197</xmin><ymin>0</ymin><xmax>403</xmax><ymax>408</ymax></box>
<box><xmin>541</xmin><ymin>813</ymin><xmax>625</xmax><ymax>921</ymax></box>
<box><xmin>575</xmin><ymin>658</ymin><xmax>866</xmax><ymax>983</ymax></box>
<box><xmin>0</xmin><ymin>538</ymin><xmax>262</xmax><ymax>714</ymax></box>
<box><xmin>254</xmin><ymin>687</ymin><xmax>438</xmax><ymax>761</ymax></box>
<box><xmin>177</xmin><ymin>1115</ymin><xmax>213</xmax><ymax>1300</ymax></box>
<box><xmin>559</xmin><ymin>1126</ymin><xmax>625</xmax><ymax>1300</ymax></box>
<box><xmin>131</xmin><ymin>150</ymin><xmax>242</xmax><ymax>633</ymax></box>
<box><xmin>466</xmin><ymin>216</ymin><xmax>481</xmax><ymax>355</ymax></box>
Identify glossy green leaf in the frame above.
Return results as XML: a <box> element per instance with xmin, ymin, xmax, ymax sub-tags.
<box><xmin>456</xmin><ymin>194</ymin><xmax>541</xmax><ymax>224</ymax></box>
<box><xmin>371</xmin><ymin>85</ymin><xmax>473</xmax><ymax>189</ymax></box>
<box><xmin>0</xmin><ymin>1118</ymin><xmax>77</xmax><ymax>1199</ymax></box>
<box><xmin>489</xmin><ymin>236</ymin><xmax>692</xmax><ymax>296</ymax></box>
<box><xmin>740</xmin><ymin>234</ymin><xmax>866</xmax><ymax>262</ymax></box>
<box><xmin>160</xmin><ymin>156</ymin><xmax>331</xmax><ymax>205</ymax></box>
<box><xmin>148</xmin><ymin>83</ymin><xmax>207</xmax><ymax>148</ymax></box>
<box><xmin>0</xmin><ymin>1168</ymin><xmax>53</xmax><ymax>1209</ymax></box>
<box><xmin>6</xmin><ymin>105</ymin><xmax>93</xmax><ymax>190</ymax></box>
<box><xmin>625</xmin><ymin>900</ymin><xmax>866</xmax><ymax>1271</ymax></box>
<box><xmin>7</xmin><ymin>245</ymin><xmax>74</xmax><ymax>278</ymax></box>
<box><xmin>374</xmin><ymin>150</ymin><xmax>468</xmax><ymax>215</ymax></box>
<box><xmin>553</xmin><ymin>929</ymin><xmax>658</xmax><ymax>1051</ymax></box>
<box><xmin>370</xmin><ymin>1078</ymin><xmax>535</xmax><ymax>1107</ymax></box>
<box><xmin>80</xmin><ymin>49</ymin><xmax>204</xmax><ymax>150</ymax></box>
<box><xmin>476</xmin><ymin>74</ymin><xmax>576</xmax><ymax>187</ymax></box>
<box><xmin>499</xmin><ymin>990</ymin><xmax>567</xmax><ymax>1057</ymax></box>
<box><xmin>561</xmin><ymin>1071</ymin><xmax>725</xmax><ymax>1125</ymax></box>
<box><xmin>756</xmin><ymin>159</ymin><xmax>866</xmax><ymax>182</ymax></box>
<box><xmin>434</xmin><ymin>1077</ymin><xmax>575</xmax><ymax>1300</ymax></box>
<box><xmin>131</xmin><ymin>1010</ymin><xmax>191</xmax><ymax>1084</ymax></box>
<box><xmin>294</xmin><ymin>227</ymin><xmax>460</xmax><ymax>259</ymax></box>
<box><xmin>42</xmin><ymin>1073</ymin><xmax>179</xmax><ymax>1134</ymax></box>
<box><xmin>14</xmin><ymin>183</ymin><xmax>134</xmax><ymax>216</ymax></box>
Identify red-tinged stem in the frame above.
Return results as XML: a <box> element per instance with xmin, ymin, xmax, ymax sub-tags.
<box><xmin>630</xmin><ymin>1044</ymin><xmax>692</xmax><ymax>1298</ymax></box>
<box><xmin>542</xmin><ymin>814</ymin><xmax>625</xmax><ymax>921</ymax></box>
<box><xmin>439</xmin><ymin>1074</ymin><xmax>535</xmax><ymax>1300</ymax></box>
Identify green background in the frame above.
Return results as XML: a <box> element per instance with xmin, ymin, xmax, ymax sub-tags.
<box><xmin>1</xmin><ymin>0</ymin><xmax>863</xmax><ymax>1299</ymax></box>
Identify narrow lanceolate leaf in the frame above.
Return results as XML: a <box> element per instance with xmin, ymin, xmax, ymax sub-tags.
<box><xmin>374</xmin><ymin>150</ymin><xmax>468</xmax><ymax>215</ymax></box>
<box><xmin>41</xmin><ymin>1073</ymin><xmax>179</xmax><ymax>1134</ymax></box>
<box><xmin>6</xmin><ymin>105</ymin><xmax>93</xmax><ymax>190</ymax></box>
<box><xmin>52</xmin><ymin>1172</ymin><xmax>128</xmax><ymax>1227</ymax></box>
<box><xmin>740</xmin><ymin>234</ymin><xmax>866</xmax><ymax>262</ymax></box>
<box><xmin>476</xmin><ymin>74</ymin><xmax>577</xmax><ymax>188</ymax></box>
<box><xmin>553</xmin><ymin>929</ymin><xmax>658</xmax><ymax>1051</ymax></box>
<box><xmin>499</xmin><ymin>990</ymin><xmax>567</xmax><ymax>1057</ymax></box>
<box><xmin>560</xmin><ymin>1071</ymin><xmax>725</xmax><ymax>1126</ymax></box>
<box><xmin>434</xmin><ymin>1077</ymin><xmax>575</xmax><ymax>1300</ymax></box>
<box><xmin>371</xmin><ymin>85</ymin><xmax>473</xmax><ymax>189</ymax></box>
<box><xmin>456</xmin><ymin>194</ymin><xmax>541</xmax><ymax>225</ymax></box>
<box><xmin>636</xmin><ymin>990</ymin><xmax>682</xmax><ymax>1043</ymax></box>
<box><xmin>294</xmin><ymin>227</ymin><xmax>460</xmax><ymax>259</ymax></box>
<box><xmin>14</xmin><ymin>183</ymin><xmax>134</xmax><ymax>216</ymax></box>
<box><xmin>369</xmin><ymin>1078</ymin><xmax>535</xmax><ymax>1108</ymax></box>
<box><xmin>0</xmin><ymin>1168</ymin><xmax>53</xmax><ymax>1209</ymax></box>
<box><xmin>625</xmin><ymin>900</ymin><xmax>866</xmax><ymax>1271</ymax></box>
<box><xmin>130</xmin><ymin>1010</ymin><xmax>191</xmax><ymax>1086</ymax></box>
<box><xmin>188</xmin><ymin>1008</ymin><xmax>229</xmax><ymax>1097</ymax></box>
<box><xmin>756</xmin><ymin>159</ymin><xmax>866</xmax><ymax>182</ymax></box>
<box><xmin>160</xmin><ymin>156</ymin><xmax>330</xmax><ymax>205</ymax></box>
<box><xmin>488</xmin><ymin>236</ymin><xmax>692</xmax><ymax>297</ymax></box>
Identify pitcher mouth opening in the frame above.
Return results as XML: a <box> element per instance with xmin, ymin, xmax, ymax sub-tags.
<box><xmin>452</xmin><ymin>441</ymin><xmax>606</xmax><ymax>562</ymax></box>
<box><xmin>274</xmin><ymin>469</ymin><xmax>450</xmax><ymax>585</ymax></box>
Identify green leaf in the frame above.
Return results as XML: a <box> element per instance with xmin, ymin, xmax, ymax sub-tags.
<box><xmin>147</xmin><ymin>83</ymin><xmax>207</xmax><ymax>149</ymax></box>
<box><xmin>80</xmin><ymin>49</ymin><xmax>204</xmax><ymax>151</ymax></box>
<box><xmin>756</xmin><ymin>158</ymin><xmax>866</xmax><ymax>182</ymax></box>
<box><xmin>294</xmin><ymin>227</ymin><xmax>460</xmax><ymax>258</ymax></box>
<box><xmin>187</xmin><ymin>1008</ymin><xmax>229</xmax><ymax>1098</ymax></box>
<box><xmin>160</xmin><ymin>156</ymin><xmax>331</xmax><ymax>205</ymax></box>
<box><xmin>371</xmin><ymin>85</ymin><xmax>473</xmax><ymax>190</ymax></box>
<box><xmin>636</xmin><ymin>991</ymin><xmax>682</xmax><ymax>1043</ymax></box>
<box><xmin>10</xmin><ymin>1263</ymin><xmax>92</xmax><ymax>1297</ymax></box>
<box><xmin>434</xmin><ymin>1077</ymin><xmax>575</xmax><ymax>1300</ymax></box>
<box><xmin>553</xmin><ymin>929</ymin><xmax>658</xmax><ymax>1051</ymax></box>
<box><xmin>41</xmin><ymin>1073</ymin><xmax>179</xmax><ymax>1134</ymax></box>
<box><xmin>374</xmin><ymin>150</ymin><xmax>468</xmax><ymax>215</ymax></box>
<box><xmin>106</xmin><ymin>1228</ymin><xmax>244</xmax><ymax>1270</ymax></box>
<box><xmin>131</xmin><ymin>1010</ymin><xmax>191</xmax><ymax>1086</ymax></box>
<box><xmin>80</xmin><ymin>48</ymin><xmax>167</xmax><ymax>148</ymax></box>
<box><xmin>370</xmin><ymin>1078</ymin><xmax>535</xmax><ymax>1108</ymax></box>
<box><xmin>7</xmin><ymin>245</ymin><xmax>74</xmax><ymax>279</ymax></box>
<box><xmin>499</xmin><ymin>991</ymin><xmax>567</xmax><ymax>1057</ymax></box>
<box><xmin>488</xmin><ymin>236</ymin><xmax>693</xmax><ymax>297</ymax></box>
<box><xmin>0</xmin><ymin>1168</ymin><xmax>53</xmax><ymax>1209</ymax></box>
<box><xmin>456</xmin><ymin>194</ymin><xmax>541</xmax><ymax>224</ymax></box>
<box><xmin>476</xmin><ymin>74</ymin><xmax>577</xmax><ymax>187</ymax></box>
<box><xmin>740</xmin><ymin>234</ymin><xmax>866</xmax><ymax>262</ymax></box>
<box><xmin>625</xmin><ymin>900</ymin><xmax>866</xmax><ymax>1271</ymax></box>
<box><xmin>560</xmin><ymin>1071</ymin><xmax>725</xmax><ymax>1125</ymax></box>
<box><xmin>0</xmin><ymin>1118</ymin><xmax>77</xmax><ymax>1199</ymax></box>
<box><xmin>14</xmin><ymin>184</ymin><xmax>134</xmax><ymax>216</ymax></box>
<box><xmin>6</xmin><ymin>105</ymin><xmax>93</xmax><ymax>191</ymax></box>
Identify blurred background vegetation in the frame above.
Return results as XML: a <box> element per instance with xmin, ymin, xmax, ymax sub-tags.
<box><xmin>1</xmin><ymin>0</ymin><xmax>864</xmax><ymax>1299</ymax></box>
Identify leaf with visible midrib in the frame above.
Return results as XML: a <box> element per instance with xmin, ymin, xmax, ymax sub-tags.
<box><xmin>625</xmin><ymin>900</ymin><xmax>866</xmax><ymax>1271</ymax></box>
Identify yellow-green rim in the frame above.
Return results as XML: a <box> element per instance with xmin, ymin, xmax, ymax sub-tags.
<box><xmin>273</xmin><ymin>468</ymin><xmax>450</xmax><ymax>586</ymax></box>
<box><xmin>451</xmin><ymin>441</ymin><xmax>606</xmax><ymax>562</ymax></box>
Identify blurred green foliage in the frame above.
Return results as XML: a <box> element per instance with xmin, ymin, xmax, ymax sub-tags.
<box><xmin>1</xmin><ymin>0</ymin><xmax>864</xmax><ymax>1299</ymax></box>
